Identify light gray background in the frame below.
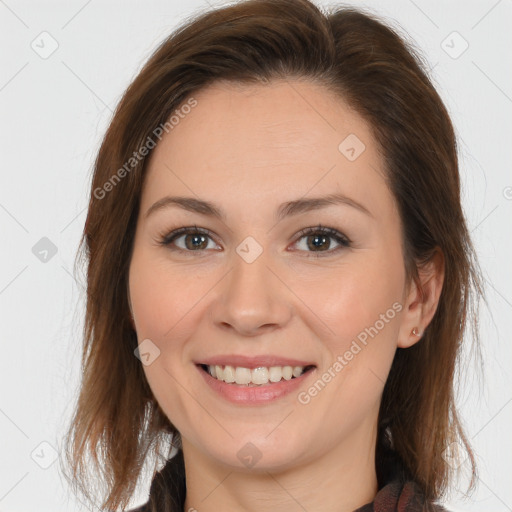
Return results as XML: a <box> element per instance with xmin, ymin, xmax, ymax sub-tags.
<box><xmin>0</xmin><ymin>0</ymin><xmax>510</xmax><ymax>511</ymax></box>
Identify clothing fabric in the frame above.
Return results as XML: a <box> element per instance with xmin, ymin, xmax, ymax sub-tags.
<box><xmin>126</xmin><ymin>448</ymin><xmax>449</xmax><ymax>512</ymax></box>
<box><xmin>353</xmin><ymin>479</ymin><xmax>448</xmax><ymax>512</ymax></box>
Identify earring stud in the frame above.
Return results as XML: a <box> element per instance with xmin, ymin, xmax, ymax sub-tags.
<box><xmin>412</xmin><ymin>327</ymin><xmax>422</xmax><ymax>337</ymax></box>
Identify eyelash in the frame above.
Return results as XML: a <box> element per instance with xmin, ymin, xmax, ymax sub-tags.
<box><xmin>157</xmin><ymin>224</ymin><xmax>351</xmax><ymax>258</ymax></box>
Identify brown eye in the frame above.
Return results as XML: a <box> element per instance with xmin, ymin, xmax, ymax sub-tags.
<box><xmin>181</xmin><ymin>232</ymin><xmax>209</xmax><ymax>250</ymax></box>
<box><xmin>292</xmin><ymin>225</ymin><xmax>351</xmax><ymax>257</ymax></box>
<box><xmin>160</xmin><ymin>226</ymin><xmax>219</xmax><ymax>252</ymax></box>
<box><xmin>305</xmin><ymin>233</ymin><xmax>332</xmax><ymax>251</ymax></box>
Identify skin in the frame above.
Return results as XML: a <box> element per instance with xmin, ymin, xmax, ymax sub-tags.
<box><xmin>127</xmin><ymin>79</ymin><xmax>444</xmax><ymax>512</ymax></box>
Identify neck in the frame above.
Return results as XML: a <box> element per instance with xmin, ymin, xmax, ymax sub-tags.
<box><xmin>182</xmin><ymin>420</ymin><xmax>379</xmax><ymax>512</ymax></box>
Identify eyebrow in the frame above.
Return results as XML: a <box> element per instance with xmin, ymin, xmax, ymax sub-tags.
<box><xmin>144</xmin><ymin>193</ymin><xmax>373</xmax><ymax>221</ymax></box>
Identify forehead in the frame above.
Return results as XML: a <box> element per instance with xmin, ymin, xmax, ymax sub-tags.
<box><xmin>141</xmin><ymin>79</ymin><xmax>392</xmax><ymax>219</ymax></box>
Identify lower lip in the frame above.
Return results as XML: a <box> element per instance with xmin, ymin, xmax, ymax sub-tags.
<box><xmin>196</xmin><ymin>365</ymin><xmax>315</xmax><ymax>405</ymax></box>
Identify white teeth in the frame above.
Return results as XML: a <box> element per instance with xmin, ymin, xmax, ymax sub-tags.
<box><xmin>268</xmin><ymin>366</ymin><xmax>282</xmax><ymax>382</ymax></box>
<box><xmin>204</xmin><ymin>364</ymin><xmax>311</xmax><ymax>385</ymax></box>
<box><xmin>282</xmin><ymin>366</ymin><xmax>293</xmax><ymax>380</ymax></box>
<box><xmin>223</xmin><ymin>365</ymin><xmax>235</xmax><ymax>383</ymax></box>
<box><xmin>251</xmin><ymin>367</ymin><xmax>269</xmax><ymax>385</ymax></box>
<box><xmin>235</xmin><ymin>367</ymin><xmax>251</xmax><ymax>384</ymax></box>
<box><xmin>292</xmin><ymin>366</ymin><xmax>303</xmax><ymax>378</ymax></box>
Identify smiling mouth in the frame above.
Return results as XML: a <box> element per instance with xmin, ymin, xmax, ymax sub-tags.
<box><xmin>198</xmin><ymin>363</ymin><xmax>316</xmax><ymax>386</ymax></box>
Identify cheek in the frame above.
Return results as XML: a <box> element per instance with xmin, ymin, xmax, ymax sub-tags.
<box><xmin>293</xmin><ymin>252</ymin><xmax>404</xmax><ymax>416</ymax></box>
<box><xmin>129</xmin><ymin>254</ymin><xmax>204</xmax><ymax>426</ymax></box>
<box><xmin>295</xmin><ymin>261</ymin><xmax>402</xmax><ymax>443</ymax></box>
<box><xmin>129</xmin><ymin>250</ymin><xmax>208</xmax><ymax>341</ymax></box>
<box><xmin>128</xmin><ymin>251</ymin><xmax>217</xmax><ymax>401</ymax></box>
<box><xmin>297</xmin><ymin>252</ymin><xmax>404</xmax><ymax>346</ymax></box>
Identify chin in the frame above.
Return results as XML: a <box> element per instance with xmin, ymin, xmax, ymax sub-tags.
<box><xmin>197</xmin><ymin>426</ymin><xmax>310</xmax><ymax>472</ymax></box>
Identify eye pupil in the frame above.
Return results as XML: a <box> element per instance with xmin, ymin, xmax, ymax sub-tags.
<box><xmin>185</xmin><ymin>234</ymin><xmax>208</xmax><ymax>250</ymax></box>
<box><xmin>308</xmin><ymin>234</ymin><xmax>329</xmax><ymax>251</ymax></box>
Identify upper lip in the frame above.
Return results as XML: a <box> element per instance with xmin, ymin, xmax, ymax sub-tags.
<box><xmin>196</xmin><ymin>355</ymin><xmax>316</xmax><ymax>369</ymax></box>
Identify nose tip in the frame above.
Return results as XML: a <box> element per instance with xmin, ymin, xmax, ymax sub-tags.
<box><xmin>211</xmin><ymin>248</ymin><xmax>293</xmax><ymax>336</ymax></box>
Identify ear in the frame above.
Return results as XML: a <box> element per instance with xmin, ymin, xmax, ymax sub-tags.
<box><xmin>397</xmin><ymin>248</ymin><xmax>445</xmax><ymax>348</ymax></box>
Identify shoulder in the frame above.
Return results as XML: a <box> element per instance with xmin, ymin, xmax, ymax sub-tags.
<box><xmin>397</xmin><ymin>481</ymin><xmax>453</xmax><ymax>512</ymax></box>
<box><xmin>354</xmin><ymin>479</ymin><xmax>452</xmax><ymax>512</ymax></box>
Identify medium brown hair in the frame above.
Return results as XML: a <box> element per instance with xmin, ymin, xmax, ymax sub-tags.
<box><xmin>62</xmin><ymin>0</ymin><xmax>484</xmax><ymax>510</ymax></box>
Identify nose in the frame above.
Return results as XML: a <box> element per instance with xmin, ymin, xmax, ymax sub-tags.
<box><xmin>211</xmin><ymin>248</ymin><xmax>293</xmax><ymax>337</ymax></box>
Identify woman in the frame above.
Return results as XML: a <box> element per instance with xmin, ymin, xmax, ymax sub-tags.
<box><xmin>62</xmin><ymin>0</ymin><xmax>484</xmax><ymax>511</ymax></box>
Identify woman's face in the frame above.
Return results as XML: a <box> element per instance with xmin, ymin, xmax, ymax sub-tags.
<box><xmin>128</xmin><ymin>79</ymin><xmax>417</xmax><ymax>471</ymax></box>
